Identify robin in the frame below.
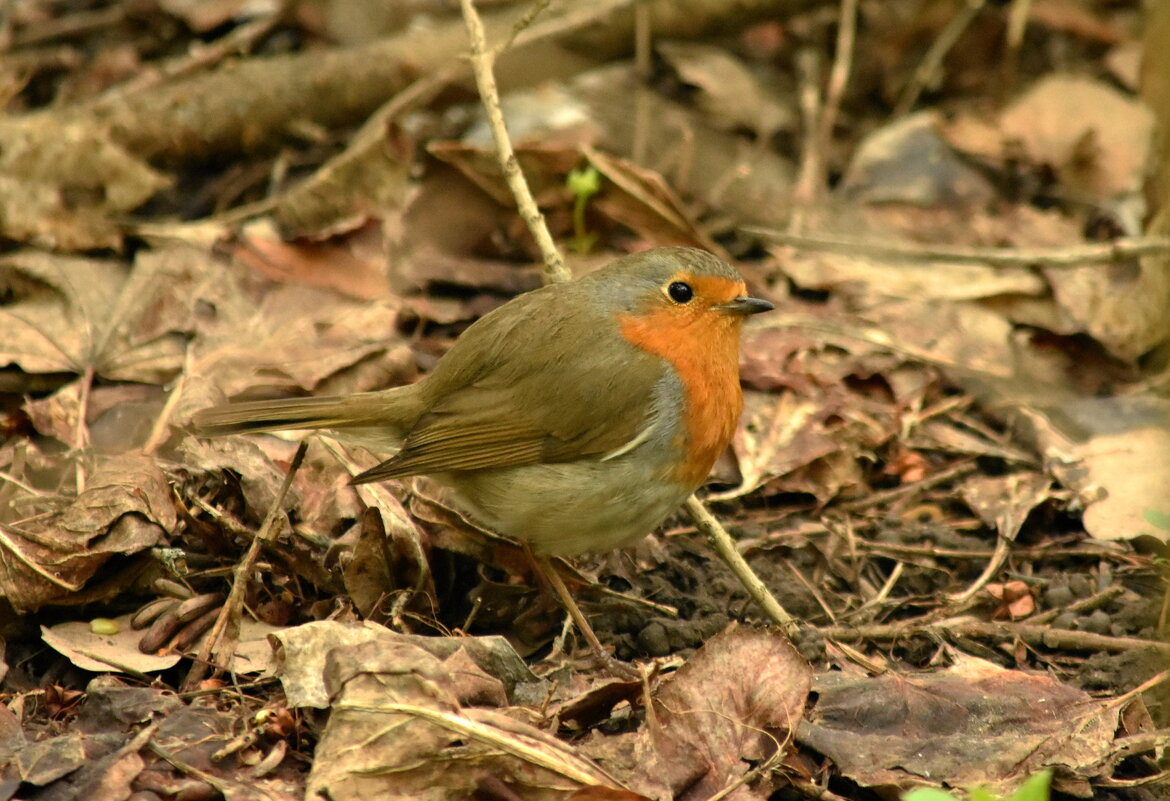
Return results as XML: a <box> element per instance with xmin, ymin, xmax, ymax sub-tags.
<box><xmin>193</xmin><ymin>247</ymin><xmax>772</xmax><ymax>665</ymax></box>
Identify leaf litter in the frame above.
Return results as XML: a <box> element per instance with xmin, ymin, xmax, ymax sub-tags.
<box><xmin>0</xmin><ymin>2</ymin><xmax>1167</xmax><ymax>800</ymax></box>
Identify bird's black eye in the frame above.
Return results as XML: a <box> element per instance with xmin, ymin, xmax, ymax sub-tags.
<box><xmin>667</xmin><ymin>281</ymin><xmax>693</xmax><ymax>304</ymax></box>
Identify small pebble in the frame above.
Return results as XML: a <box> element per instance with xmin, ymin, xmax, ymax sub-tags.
<box><xmin>636</xmin><ymin>621</ymin><xmax>671</xmax><ymax>657</ymax></box>
<box><xmin>1068</xmin><ymin>575</ymin><xmax>1094</xmax><ymax>598</ymax></box>
<box><xmin>1052</xmin><ymin>612</ymin><xmax>1078</xmax><ymax>630</ymax></box>
<box><xmin>1044</xmin><ymin>583</ymin><xmax>1074</xmax><ymax>609</ymax></box>
<box><xmin>1082</xmin><ymin>609</ymin><xmax>1112</xmax><ymax>634</ymax></box>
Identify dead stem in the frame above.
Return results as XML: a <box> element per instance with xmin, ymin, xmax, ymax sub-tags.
<box><xmin>821</xmin><ymin>618</ymin><xmax>1170</xmax><ymax>655</ymax></box>
<box><xmin>183</xmin><ymin>441</ymin><xmax>307</xmax><ymax>690</ymax></box>
<box><xmin>686</xmin><ymin>496</ymin><xmax>798</xmax><ymax>636</ymax></box>
<box><xmin>459</xmin><ymin>0</ymin><xmax>568</xmax><ymax>284</ymax></box>
<box><xmin>789</xmin><ymin>0</ymin><xmax>858</xmax><ymax>230</ymax></box>
<box><xmin>748</xmin><ymin>229</ymin><xmax>1170</xmax><ymax>268</ymax></box>
<box><xmin>894</xmin><ymin>0</ymin><xmax>987</xmax><ymax>117</ymax></box>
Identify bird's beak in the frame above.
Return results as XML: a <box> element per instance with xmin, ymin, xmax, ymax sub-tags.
<box><xmin>714</xmin><ymin>296</ymin><xmax>774</xmax><ymax>316</ymax></box>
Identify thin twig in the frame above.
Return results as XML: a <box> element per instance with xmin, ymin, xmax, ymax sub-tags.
<box><xmin>73</xmin><ymin>366</ymin><xmax>93</xmax><ymax>494</ymax></box>
<box><xmin>632</xmin><ymin>0</ymin><xmax>652</xmax><ymax>165</ymax></box>
<box><xmin>183</xmin><ymin>441</ymin><xmax>307</xmax><ymax>690</ymax></box>
<box><xmin>999</xmin><ymin>0</ymin><xmax>1032</xmax><ymax>101</ymax></box>
<box><xmin>789</xmin><ymin>0</ymin><xmax>858</xmax><ymax>228</ymax></box>
<box><xmin>821</xmin><ymin>618</ymin><xmax>1170</xmax><ymax>654</ymax></box>
<box><xmin>142</xmin><ymin>346</ymin><xmax>192</xmax><ymax>456</ymax></box>
<box><xmin>816</xmin><ymin>0</ymin><xmax>858</xmax><ymax>181</ymax></box>
<box><xmin>789</xmin><ymin>47</ymin><xmax>823</xmax><ymax>232</ymax></box>
<box><xmin>747</xmin><ymin>228</ymin><xmax>1170</xmax><ymax>267</ymax></box>
<box><xmin>1028</xmin><ymin>586</ymin><xmax>1127</xmax><ymax>625</ymax></box>
<box><xmin>686</xmin><ymin>497</ymin><xmax>797</xmax><ymax>636</ymax></box>
<box><xmin>497</xmin><ymin>0</ymin><xmax>552</xmax><ymax>54</ymax></box>
<box><xmin>836</xmin><ymin>460</ymin><xmax>979</xmax><ymax>512</ymax></box>
<box><xmin>459</xmin><ymin>0</ymin><xmax>568</xmax><ymax>284</ymax></box>
<box><xmin>894</xmin><ymin>0</ymin><xmax>987</xmax><ymax>116</ymax></box>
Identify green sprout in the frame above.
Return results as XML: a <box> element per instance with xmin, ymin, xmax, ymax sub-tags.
<box><xmin>566</xmin><ymin>165</ymin><xmax>601</xmax><ymax>254</ymax></box>
<box><xmin>903</xmin><ymin>770</ymin><xmax>1051</xmax><ymax>801</ymax></box>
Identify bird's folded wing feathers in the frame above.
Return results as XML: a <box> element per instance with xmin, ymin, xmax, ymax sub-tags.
<box><xmin>352</xmin><ymin>298</ymin><xmax>667</xmax><ymax>483</ymax></box>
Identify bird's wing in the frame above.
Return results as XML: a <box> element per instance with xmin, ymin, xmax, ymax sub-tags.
<box><xmin>352</xmin><ymin>290</ymin><xmax>667</xmax><ymax>483</ymax></box>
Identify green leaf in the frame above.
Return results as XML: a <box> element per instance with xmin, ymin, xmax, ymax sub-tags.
<box><xmin>903</xmin><ymin>789</ymin><xmax>960</xmax><ymax>801</ymax></box>
<box><xmin>1143</xmin><ymin>509</ymin><xmax>1170</xmax><ymax>532</ymax></box>
<box><xmin>566</xmin><ymin>165</ymin><xmax>601</xmax><ymax>198</ymax></box>
<box><xmin>1009</xmin><ymin>770</ymin><xmax>1051</xmax><ymax>801</ymax></box>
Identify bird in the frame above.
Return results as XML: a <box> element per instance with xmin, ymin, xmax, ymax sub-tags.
<box><xmin>193</xmin><ymin>246</ymin><xmax>772</xmax><ymax>665</ymax></box>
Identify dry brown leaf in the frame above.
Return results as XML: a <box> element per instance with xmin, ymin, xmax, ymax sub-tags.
<box><xmin>0</xmin><ymin>253</ymin><xmax>144</xmax><ymax>376</ymax></box>
<box><xmin>715</xmin><ymin>389</ymin><xmax>839</xmax><ymax>501</ymax></box>
<box><xmin>842</xmin><ymin>112</ymin><xmax>994</xmax><ymax>207</ymax></box>
<box><xmin>585</xmin><ymin>147</ymin><xmax>723</xmax><ymax>252</ymax></box>
<box><xmin>959</xmin><ymin>472</ymin><xmax>1053</xmax><ymax>534</ymax></box>
<box><xmin>1011</xmin><ymin>397</ymin><xmax>1170</xmax><ymax>542</ymax></box>
<box><xmin>0</xmin><ymin>118</ymin><xmax>168</xmax><ymax>250</ymax></box>
<box><xmin>777</xmin><ymin>246</ymin><xmax>1045</xmax><ymax>302</ymax></box>
<box><xmin>304</xmin><ymin>636</ymin><xmax>606</xmax><ymax>801</ymax></box>
<box><xmin>905</xmin><ymin>418</ymin><xmax>1035</xmax><ymax>463</ymax></box>
<box><xmin>233</xmin><ymin>220</ymin><xmax>390</xmax><ymax>300</ymax></box>
<box><xmin>41</xmin><ymin>616</ymin><xmax>182</xmax><ymax>674</ymax></box>
<box><xmin>649</xmin><ymin>626</ymin><xmax>811</xmax><ymax>801</ymax></box>
<box><xmin>11</xmin><ymin>730</ymin><xmax>86</xmax><ymax>786</ymax></box>
<box><xmin>657</xmin><ymin>40</ymin><xmax>794</xmax><ymax>139</ymax></box>
<box><xmin>1042</xmin><ymin>256</ymin><xmax>1170</xmax><ymax>361</ymax></box>
<box><xmin>578</xmin><ymin>627</ymin><xmax>810</xmax><ymax>801</ymax></box>
<box><xmin>570</xmin><ymin>64</ymin><xmax>795</xmax><ymax>228</ymax></box>
<box><xmin>0</xmin><ymin>455</ymin><xmax>174</xmax><ymax>611</ymax></box>
<box><xmin>999</xmin><ymin>74</ymin><xmax>1153</xmax><ymax>199</ymax></box>
<box><xmin>192</xmin><ymin>279</ymin><xmax>405</xmax><ymax>399</ymax></box>
<box><xmin>271</xmin><ymin>621</ymin><xmax>537</xmax><ymax>709</ymax></box>
<box><xmin>1029</xmin><ymin>0</ymin><xmax>1128</xmax><ymax>43</ymax></box>
<box><xmin>797</xmin><ymin>656</ymin><xmax>1118</xmax><ymax>795</ymax></box>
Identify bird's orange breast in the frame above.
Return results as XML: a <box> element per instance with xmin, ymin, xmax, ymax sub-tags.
<box><xmin>618</xmin><ymin>288</ymin><xmax>744</xmax><ymax>488</ymax></box>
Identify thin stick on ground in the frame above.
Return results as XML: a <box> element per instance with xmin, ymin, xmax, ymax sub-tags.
<box><xmin>820</xmin><ymin>618</ymin><xmax>1170</xmax><ymax>655</ymax></box>
<box><xmin>815</xmin><ymin>0</ymin><xmax>858</xmax><ymax>186</ymax></box>
<box><xmin>746</xmin><ymin>228</ymin><xmax>1170</xmax><ymax>268</ymax></box>
<box><xmin>685</xmin><ymin>497</ymin><xmax>797</xmax><ymax>636</ymax></box>
<box><xmin>183</xmin><ymin>441</ymin><xmax>307</xmax><ymax>691</ymax></box>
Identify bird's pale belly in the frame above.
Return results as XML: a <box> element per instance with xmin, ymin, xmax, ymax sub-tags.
<box><xmin>440</xmin><ymin>455</ymin><xmax>693</xmax><ymax>556</ymax></box>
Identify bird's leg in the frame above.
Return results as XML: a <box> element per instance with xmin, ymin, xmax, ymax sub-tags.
<box><xmin>531</xmin><ymin>553</ymin><xmax>640</xmax><ymax>681</ymax></box>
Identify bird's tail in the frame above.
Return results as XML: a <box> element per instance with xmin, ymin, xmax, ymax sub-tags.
<box><xmin>191</xmin><ymin>388</ymin><xmax>422</xmax><ymax>450</ymax></box>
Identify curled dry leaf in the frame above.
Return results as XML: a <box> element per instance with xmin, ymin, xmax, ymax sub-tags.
<box><xmin>1011</xmin><ymin>397</ymin><xmax>1170</xmax><ymax>542</ymax></box>
<box><xmin>650</xmin><ymin>626</ymin><xmax>811</xmax><ymax>800</ymax></box>
<box><xmin>304</xmin><ymin>636</ymin><xmax>605</xmax><ymax>801</ymax></box>
<box><xmin>0</xmin><ymin>455</ymin><xmax>175</xmax><ymax>611</ymax></box>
